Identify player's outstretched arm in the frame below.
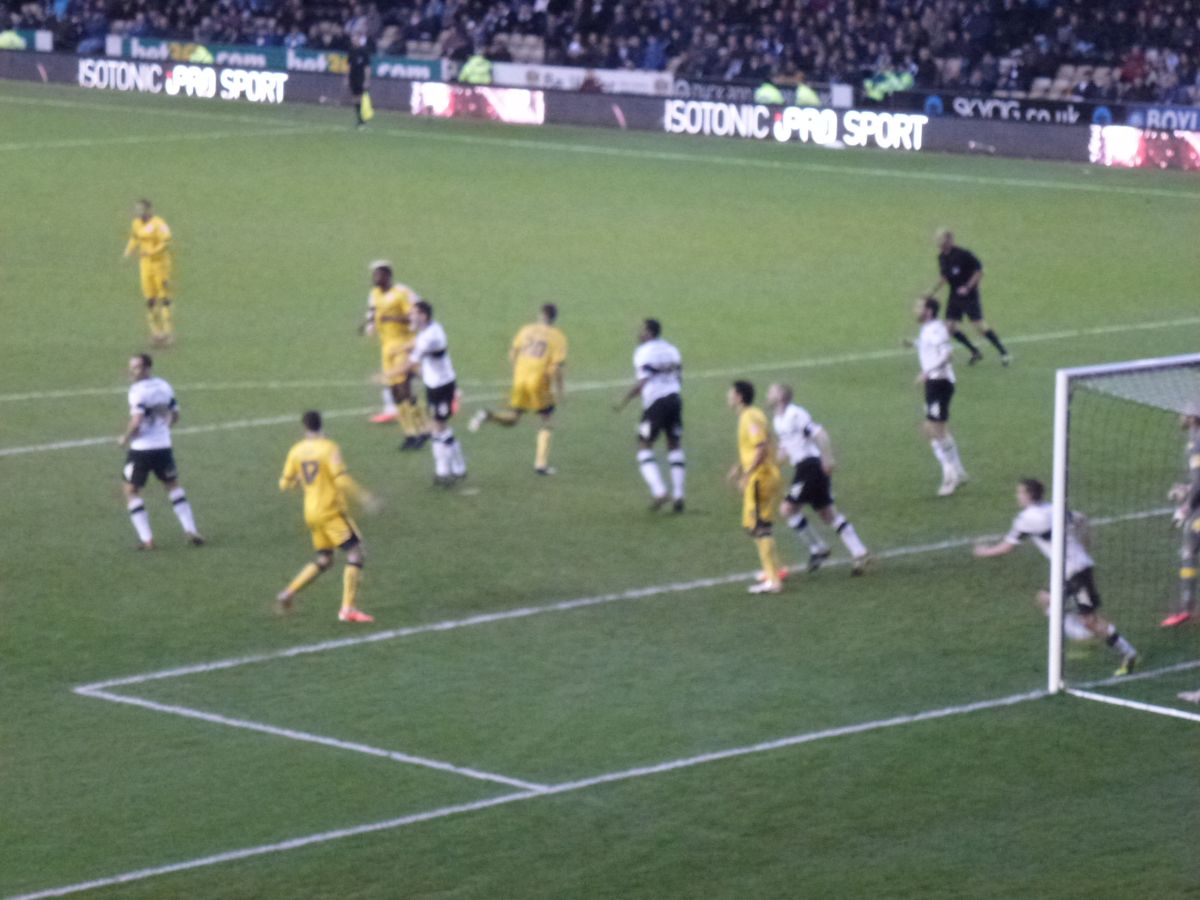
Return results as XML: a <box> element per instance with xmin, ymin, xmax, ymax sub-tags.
<box><xmin>973</xmin><ymin>540</ymin><xmax>1015</xmax><ymax>559</ymax></box>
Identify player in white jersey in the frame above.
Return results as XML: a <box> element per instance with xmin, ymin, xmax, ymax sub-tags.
<box><xmin>767</xmin><ymin>383</ymin><xmax>870</xmax><ymax>576</ymax></box>
<box><xmin>906</xmin><ymin>296</ymin><xmax>967</xmax><ymax>496</ymax></box>
<box><xmin>118</xmin><ymin>354</ymin><xmax>203</xmax><ymax>549</ymax></box>
<box><xmin>614</xmin><ymin>318</ymin><xmax>685</xmax><ymax>511</ymax></box>
<box><xmin>409</xmin><ymin>301</ymin><xmax>466</xmax><ymax>486</ymax></box>
<box><xmin>973</xmin><ymin>478</ymin><xmax>1138</xmax><ymax>676</ymax></box>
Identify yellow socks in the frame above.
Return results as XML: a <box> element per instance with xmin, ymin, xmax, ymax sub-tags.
<box><xmin>287</xmin><ymin>562</ymin><xmax>323</xmax><ymax>595</ymax></box>
<box><xmin>158</xmin><ymin>300</ymin><xmax>174</xmax><ymax>336</ymax></box>
<box><xmin>755</xmin><ymin>536</ymin><xmax>781</xmax><ymax>585</ymax></box>
<box><xmin>535</xmin><ymin>428</ymin><xmax>552</xmax><ymax>470</ymax></box>
<box><xmin>410</xmin><ymin>401</ymin><xmax>431</xmax><ymax>436</ymax></box>
<box><xmin>342</xmin><ymin>563</ymin><xmax>362</xmax><ymax>610</ymax></box>
<box><xmin>396</xmin><ymin>401</ymin><xmax>418</xmax><ymax>437</ymax></box>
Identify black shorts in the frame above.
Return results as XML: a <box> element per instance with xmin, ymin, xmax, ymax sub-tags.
<box><xmin>426</xmin><ymin>381</ymin><xmax>456</xmax><ymax>422</ymax></box>
<box><xmin>349</xmin><ymin>76</ymin><xmax>366</xmax><ymax>96</ymax></box>
<box><xmin>638</xmin><ymin>394</ymin><xmax>683</xmax><ymax>444</ymax></box>
<box><xmin>946</xmin><ymin>291</ymin><xmax>983</xmax><ymax>322</ymax></box>
<box><xmin>924</xmin><ymin>379</ymin><xmax>954</xmax><ymax>423</ymax></box>
<box><xmin>1065</xmin><ymin>567</ymin><xmax>1101</xmax><ymax>614</ymax></box>
<box><xmin>124</xmin><ymin>447</ymin><xmax>177</xmax><ymax>488</ymax></box>
<box><xmin>786</xmin><ymin>457</ymin><xmax>834</xmax><ymax>509</ymax></box>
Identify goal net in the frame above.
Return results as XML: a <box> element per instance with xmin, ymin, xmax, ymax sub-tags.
<box><xmin>1049</xmin><ymin>353</ymin><xmax>1200</xmax><ymax>691</ymax></box>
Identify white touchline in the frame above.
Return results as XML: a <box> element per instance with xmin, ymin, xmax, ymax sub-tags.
<box><xmin>11</xmin><ymin>688</ymin><xmax>1047</xmax><ymax>900</ymax></box>
<box><xmin>0</xmin><ymin>125</ymin><xmax>329</xmax><ymax>153</ymax></box>
<box><xmin>8</xmin><ymin>87</ymin><xmax>1199</xmax><ymax>201</ymax></box>
<box><xmin>1067</xmin><ymin>688</ymin><xmax>1200</xmax><ymax>725</ymax></box>
<box><xmin>371</xmin><ymin>125</ymin><xmax>1200</xmax><ymax>202</ymax></box>
<box><xmin>74</xmin><ymin>685</ymin><xmax>547</xmax><ymax>792</ymax></box>
<box><xmin>2</xmin><ymin>315</ymin><xmax>1199</xmax><ymax>457</ymax></box>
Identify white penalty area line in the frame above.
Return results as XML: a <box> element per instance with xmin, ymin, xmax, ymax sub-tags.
<box><xmin>29</xmin><ymin>506</ymin><xmax>1183</xmax><ymax>900</ymax></box>
<box><xmin>3</xmin><ymin>310</ymin><xmax>1197</xmax><ymax>406</ymax></box>
<box><xmin>2</xmin><ymin>314</ymin><xmax>1199</xmax><ymax>460</ymax></box>
<box><xmin>12</xmin><ymin>687</ymin><xmax>1047</xmax><ymax>900</ymax></box>
<box><xmin>73</xmin><ymin>684</ymin><xmax>547</xmax><ymax>792</ymax></box>
<box><xmin>74</xmin><ymin>505</ymin><xmax>1172</xmax><ymax>695</ymax></box>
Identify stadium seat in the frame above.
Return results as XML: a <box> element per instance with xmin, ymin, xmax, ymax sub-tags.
<box><xmin>1028</xmin><ymin>77</ymin><xmax>1051</xmax><ymax>98</ymax></box>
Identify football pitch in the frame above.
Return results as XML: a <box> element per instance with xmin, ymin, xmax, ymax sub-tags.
<box><xmin>3</xmin><ymin>80</ymin><xmax>1200</xmax><ymax>897</ymax></box>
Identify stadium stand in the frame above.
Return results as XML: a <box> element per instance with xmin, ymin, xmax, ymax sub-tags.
<box><xmin>4</xmin><ymin>0</ymin><xmax>1198</xmax><ymax>104</ymax></box>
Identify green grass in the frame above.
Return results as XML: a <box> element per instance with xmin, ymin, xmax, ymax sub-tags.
<box><xmin>3</xmin><ymin>80</ymin><xmax>1200</xmax><ymax>898</ymax></box>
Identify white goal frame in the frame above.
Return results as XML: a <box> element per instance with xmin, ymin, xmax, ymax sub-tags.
<box><xmin>1049</xmin><ymin>351</ymin><xmax>1200</xmax><ymax>693</ymax></box>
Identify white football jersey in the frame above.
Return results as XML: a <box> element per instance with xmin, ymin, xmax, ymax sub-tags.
<box><xmin>127</xmin><ymin>377</ymin><xmax>177</xmax><ymax>450</ymax></box>
<box><xmin>773</xmin><ymin>402</ymin><xmax>823</xmax><ymax>465</ymax></box>
<box><xmin>633</xmin><ymin>338</ymin><xmax>682</xmax><ymax>408</ymax></box>
<box><xmin>916</xmin><ymin>319</ymin><xmax>955</xmax><ymax>383</ymax></box>
<box><xmin>1004</xmin><ymin>501</ymin><xmax>1093</xmax><ymax>578</ymax></box>
<box><xmin>410</xmin><ymin>320</ymin><xmax>456</xmax><ymax>388</ymax></box>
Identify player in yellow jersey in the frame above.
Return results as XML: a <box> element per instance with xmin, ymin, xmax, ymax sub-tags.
<box><xmin>727</xmin><ymin>380</ymin><xmax>785</xmax><ymax>594</ymax></box>
<box><xmin>276</xmin><ymin>410</ymin><xmax>377</xmax><ymax>622</ymax></box>
<box><xmin>468</xmin><ymin>303</ymin><xmax>567</xmax><ymax>475</ymax></box>
<box><xmin>360</xmin><ymin>260</ymin><xmax>431</xmax><ymax>448</ymax></box>
<box><xmin>122</xmin><ymin>199</ymin><xmax>175</xmax><ymax>345</ymax></box>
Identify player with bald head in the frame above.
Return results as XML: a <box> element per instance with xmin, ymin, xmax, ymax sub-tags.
<box><xmin>926</xmin><ymin>228</ymin><xmax>1009</xmax><ymax>366</ymax></box>
<box><xmin>767</xmin><ymin>383</ymin><xmax>870</xmax><ymax>576</ymax></box>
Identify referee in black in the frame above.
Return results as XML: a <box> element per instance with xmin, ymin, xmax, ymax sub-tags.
<box><xmin>927</xmin><ymin>228</ymin><xmax>1010</xmax><ymax>366</ymax></box>
<box><xmin>348</xmin><ymin>33</ymin><xmax>371</xmax><ymax>129</ymax></box>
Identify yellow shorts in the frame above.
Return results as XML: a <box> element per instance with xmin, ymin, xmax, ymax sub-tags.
<box><xmin>381</xmin><ymin>340</ymin><xmax>413</xmax><ymax>388</ymax></box>
<box><xmin>139</xmin><ymin>258</ymin><xmax>171</xmax><ymax>300</ymax></box>
<box><xmin>742</xmin><ymin>469</ymin><xmax>781</xmax><ymax>532</ymax></box>
<box><xmin>510</xmin><ymin>378</ymin><xmax>553</xmax><ymax>413</ymax></box>
<box><xmin>308</xmin><ymin>515</ymin><xmax>361</xmax><ymax>551</ymax></box>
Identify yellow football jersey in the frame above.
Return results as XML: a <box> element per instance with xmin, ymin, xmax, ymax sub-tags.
<box><xmin>372</xmin><ymin>285</ymin><xmax>418</xmax><ymax>345</ymax></box>
<box><xmin>737</xmin><ymin>406</ymin><xmax>779</xmax><ymax>475</ymax></box>
<box><xmin>280</xmin><ymin>437</ymin><xmax>356</xmax><ymax>526</ymax></box>
<box><xmin>511</xmin><ymin>323</ymin><xmax>567</xmax><ymax>384</ymax></box>
<box><xmin>126</xmin><ymin>215</ymin><xmax>172</xmax><ymax>261</ymax></box>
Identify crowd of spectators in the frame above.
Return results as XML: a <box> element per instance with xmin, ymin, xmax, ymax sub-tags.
<box><xmin>4</xmin><ymin>0</ymin><xmax>1199</xmax><ymax>105</ymax></box>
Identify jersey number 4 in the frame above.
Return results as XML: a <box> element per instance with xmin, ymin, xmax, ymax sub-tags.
<box><xmin>301</xmin><ymin>461</ymin><xmax>320</xmax><ymax>484</ymax></box>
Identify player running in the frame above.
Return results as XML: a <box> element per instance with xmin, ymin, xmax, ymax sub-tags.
<box><xmin>614</xmin><ymin>318</ymin><xmax>685</xmax><ymax>511</ymax></box>
<box><xmin>973</xmin><ymin>478</ymin><xmax>1138</xmax><ymax>676</ymax></box>
<box><xmin>468</xmin><ymin>303</ymin><xmax>567</xmax><ymax>475</ymax></box>
<box><xmin>118</xmin><ymin>354</ymin><xmax>203</xmax><ymax>549</ymax></box>
<box><xmin>122</xmin><ymin>200</ymin><xmax>175</xmax><ymax>345</ymax></box>
<box><xmin>277</xmin><ymin>410</ymin><xmax>377</xmax><ymax>622</ymax></box>
<box><xmin>768</xmin><ymin>383</ymin><xmax>870</xmax><ymax>576</ymax></box>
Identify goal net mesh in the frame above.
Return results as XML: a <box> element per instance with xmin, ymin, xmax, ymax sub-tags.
<box><xmin>1060</xmin><ymin>359</ymin><xmax>1200</xmax><ymax>685</ymax></box>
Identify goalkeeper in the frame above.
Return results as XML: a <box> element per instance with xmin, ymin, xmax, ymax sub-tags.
<box><xmin>1162</xmin><ymin>408</ymin><xmax>1200</xmax><ymax>628</ymax></box>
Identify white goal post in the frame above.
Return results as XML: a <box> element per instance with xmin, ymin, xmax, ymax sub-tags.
<box><xmin>1049</xmin><ymin>352</ymin><xmax>1200</xmax><ymax>693</ymax></box>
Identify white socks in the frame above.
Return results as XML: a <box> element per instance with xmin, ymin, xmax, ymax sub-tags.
<box><xmin>667</xmin><ymin>449</ymin><xmax>686</xmax><ymax>501</ymax></box>
<box><xmin>168</xmin><ymin>487</ymin><xmax>197</xmax><ymax>534</ymax></box>
<box><xmin>433</xmin><ymin>431</ymin><xmax>466</xmax><ymax>478</ymax></box>
<box><xmin>638</xmin><ymin>449</ymin><xmax>666</xmax><ymax>499</ymax></box>
<box><xmin>127</xmin><ymin>498</ymin><xmax>152</xmax><ymax>543</ymax></box>
<box><xmin>381</xmin><ymin>388</ymin><xmax>397</xmax><ymax>416</ymax></box>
